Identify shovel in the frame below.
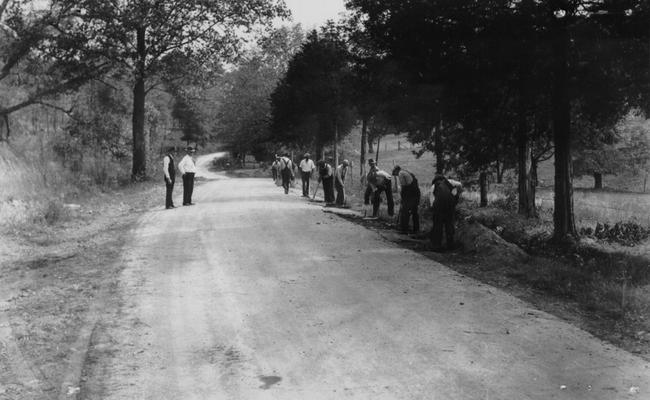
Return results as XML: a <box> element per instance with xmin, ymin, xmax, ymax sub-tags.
<box><xmin>311</xmin><ymin>181</ymin><xmax>321</xmax><ymax>201</ymax></box>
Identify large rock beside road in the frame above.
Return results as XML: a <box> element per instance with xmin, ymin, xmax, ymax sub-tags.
<box><xmin>457</xmin><ymin>220</ymin><xmax>529</xmax><ymax>265</ymax></box>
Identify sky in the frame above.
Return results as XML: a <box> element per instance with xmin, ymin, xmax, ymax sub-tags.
<box><xmin>283</xmin><ymin>0</ymin><xmax>347</xmax><ymax>29</ymax></box>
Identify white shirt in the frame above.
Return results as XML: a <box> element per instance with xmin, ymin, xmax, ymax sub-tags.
<box><xmin>178</xmin><ymin>154</ymin><xmax>196</xmax><ymax>174</ymax></box>
<box><xmin>367</xmin><ymin>169</ymin><xmax>391</xmax><ymax>190</ymax></box>
<box><xmin>299</xmin><ymin>158</ymin><xmax>316</xmax><ymax>173</ymax></box>
<box><xmin>163</xmin><ymin>155</ymin><xmax>173</xmax><ymax>180</ymax></box>
<box><xmin>335</xmin><ymin>164</ymin><xmax>348</xmax><ymax>184</ymax></box>
<box><xmin>429</xmin><ymin>178</ymin><xmax>462</xmax><ymax>206</ymax></box>
<box><xmin>280</xmin><ymin>157</ymin><xmax>293</xmax><ymax>171</ymax></box>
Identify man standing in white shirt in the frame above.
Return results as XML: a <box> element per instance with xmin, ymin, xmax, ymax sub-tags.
<box><xmin>298</xmin><ymin>153</ymin><xmax>316</xmax><ymax>197</ymax></box>
<box><xmin>162</xmin><ymin>147</ymin><xmax>176</xmax><ymax>209</ymax></box>
<box><xmin>178</xmin><ymin>146</ymin><xmax>197</xmax><ymax>206</ymax></box>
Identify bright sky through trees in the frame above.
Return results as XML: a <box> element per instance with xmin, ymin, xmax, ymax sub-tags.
<box><xmin>284</xmin><ymin>0</ymin><xmax>346</xmax><ymax>28</ymax></box>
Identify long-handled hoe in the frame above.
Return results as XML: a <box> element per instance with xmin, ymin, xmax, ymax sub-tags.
<box><xmin>311</xmin><ymin>181</ymin><xmax>321</xmax><ymax>202</ymax></box>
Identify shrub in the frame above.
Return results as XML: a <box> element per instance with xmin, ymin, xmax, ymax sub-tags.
<box><xmin>581</xmin><ymin>221</ymin><xmax>650</xmax><ymax>246</ymax></box>
<box><xmin>43</xmin><ymin>200</ymin><xmax>66</xmax><ymax>225</ymax></box>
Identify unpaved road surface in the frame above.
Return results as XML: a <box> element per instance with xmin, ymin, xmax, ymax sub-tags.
<box><xmin>80</xmin><ymin>166</ymin><xmax>650</xmax><ymax>399</ymax></box>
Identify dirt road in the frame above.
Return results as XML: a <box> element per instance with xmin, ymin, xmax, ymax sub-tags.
<box><xmin>80</xmin><ymin>164</ymin><xmax>649</xmax><ymax>399</ymax></box>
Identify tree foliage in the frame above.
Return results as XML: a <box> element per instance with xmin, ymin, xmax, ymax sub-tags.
<box><xmin>215</xmin><ymin>25</ymin><xmax>304</xmax><ymax>161</ymax></box>
<box><xmin>345</xmin><ymin>0</ymin><xmax>650</xmax><ymax>240</ymax></box>
<box><xmin>0</xmin><ymin>0</ymin><xmax>109</xmax><ymax>139</ymax></box>
<box><xmin>270</xmin><ymin>23</ymin><xmax>355</xmax><ymax>159</ymax></box>
<box><xmin>47</xmin><ymin>0</ymin><xmax>289</xmax><ymax>178</ymax></box>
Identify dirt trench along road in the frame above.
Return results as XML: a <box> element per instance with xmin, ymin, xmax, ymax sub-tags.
<box><xmin>81</xmin><ymin>166</ymin><xmax>650</xmax><ymax>400</ymax></box>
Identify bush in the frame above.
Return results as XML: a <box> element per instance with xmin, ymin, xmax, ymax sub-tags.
<box><xmin>492</xmin><ymin>186</ymin><xmax>518</xmax><ymax>211</ymax></box>
<box><xmin>581</xmin><ymin>221</ymin><xmax>650</xmax><ymax>246</ymax></box>
<box><xmin>42</xmin><ymin>200</ymin><xmax>67</xmax><ymax>225</ymax></box>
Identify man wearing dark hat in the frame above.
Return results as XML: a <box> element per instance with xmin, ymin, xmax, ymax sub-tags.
<box><xmin>392</xmin><ymin>165</ymin><xmax>420</xmax><ymax>233</ymax></box>
<box><xmin>429</xmin><ymin>174</ymin><xmax>462</xmax><ymax>251</ymax></box>
<box><xmin>162</xmin><ymin>147</ymin><xmax>176</xmax><ymax>209</ymax></box>
<box><xmin>298</xmin><ymin>153</ymin><xmax>316</xmax><ymax>197</ymax></box>
<box><xmin>178</xmin><ymin>146</ymin><xmax>197</xmax><ymax>205</ymax></box>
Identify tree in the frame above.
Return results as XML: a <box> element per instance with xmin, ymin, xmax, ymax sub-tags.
<box><xmin>271</xmin><ymin>24</ymin><xmax>355</xmax><ymax>163</ymax></box>
<box><xmin>0</xmin><ymin>1</ymin><xmax>109</xmax><ymax>139</ymax></box>
<box><xmin>346</xmin><ymin>0</ymin><xmax>650</xmax><ymax>242</ymax></box>
<box><xmin>215</xmin><ymin>25</ymin><xmax>304</xmax><ymax>161</ymax></box>
<box><xmin>50</xmin><ymin>0</ymin><xmax>288</xmax><ymax>179</ymax></box>
<box><xmin>575</xmin><ymin>110</ymin><xmax>650</xmax><ymax>190</ymax></box>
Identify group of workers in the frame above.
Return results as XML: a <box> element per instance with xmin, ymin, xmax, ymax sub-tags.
<box><xmin>163</xmin><ymin>147</ymin><xmax>462</xmax><ymax>252</ymax></box>
<box><xmin>271</xmin><ymin>153</ymin><xmax>463</xmax><ymax>252</ymax></box>
<box><xmin>271</xmin><ymin>153</ymin><xmax>351</xmax><ymax>207</ymax></box>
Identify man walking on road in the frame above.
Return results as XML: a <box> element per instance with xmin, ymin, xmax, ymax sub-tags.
<box><xmin>178</xmin><ymin>146</ymin><xmax>197</xmax><ymax>206</ymax></box>
<box><xmin>279</xmin><ymin>154</ymin><xmax>294</xmax><ymax>194</ymax></box>
<box><xmin>334</xmin><ymin>159</ymin><xmax>349</xmax><ymax>207</ymax></box>
<box><xmin>162</xmin><ymin>147</ymin><xmax>176</xmax><ymax>209</ymax></box>
<box><xmin>299</xmin><ymin>153</ymin><xmax>316</xmax><ymax>197</ymax></box>
<box><xmin>392</xmin><ymin>165</ymin><xmax>420</xmax><ymax>233</ymax></box>
<box><xmin>364</xmin><ymin>159</ymin><xmax>394</xmax><ymax>217</ymax></box>
<box><xmin>271</xmin><ymin>155</ymin><xmax>280</xmax><ymax>183</ymax></box>
<box><xmin>317</xmin><ymin>160</ymin><xmax>335</xmax><ymax>204</ymax></box>
<box><xmin>429</xmin><ymin>174</ymin><xmax>462</xmax><ymax>251</ymax></box>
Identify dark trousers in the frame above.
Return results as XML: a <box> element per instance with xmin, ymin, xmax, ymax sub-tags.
<box><xmin>301</xmin><ymin>171</ymin><xmax>311</xmax><ymax>196</ymax></box>
<box><xmin>182</xmin><ymin>173</ymin><xmax>195</xmax><ymax>205</ymax></box>
<box><xmin>365</xmin><ymin>183</ymin><xmax>394</xmax><ymax>217</ymax></box>
<box><xmin>165</xmin><ymin>179</ymin><xmax>175</xmax><ymax>208</ymax></box>
<box><xmin>399</xmin><ymin>188</ymin><xmax>420</xmax><ymax>232</ymax></box>
<box><xmin>322</xmin><ymin>176</ymin><xmax>335</xmax><ymax>203</ymax></box>
<box><xmin>281</xmin><ymin>170</ymin><xmax>292</xmax><ymax>194</ymax></box>
<box><xmin>272</xmin><ymin>169</ymin><xmax>278</xmax><ymax>181</ymax></box>
<box><xmin>335</xmin><ymin>179</ymin><xmax>345</xmax><ymax>205</ymax></box>
<box><xmin>430</xmin><ymin>211</ymin><xmax>455</xmax><ymax>249</ymax></box>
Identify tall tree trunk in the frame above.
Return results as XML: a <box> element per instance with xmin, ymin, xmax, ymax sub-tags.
<box><xmin>375</xmin><ymin>135</ymin><xmax>381</xmax><ymax>164</ymax></box>
<box><xmin>360</xmin><ymin>117</ymin><xmax>367</xmax><ymax>178</ymax></box>
<box><xmin>517</xmin><ymin>130</ymin><xmax>536</xmax><ymax>217</ymax></box>
<box><xmin>528</xmin><ymin>154</ymin><xmax>539</xmax><ymax>218</ymax></box>
<box><xmin>496</xmin><ymin>159</ymin><xmax>504</xmax><ymax>184</ymax></box>
<box><xmin>131</xmin><ymin>26</ymin><xmax>147</xmax><ymax>180</ymax></box>
<box><xmin>551</xmin><ymin>14</ymin><xmax>577</xmax><ymax>241</ymax></box>
<box><xmin>334</xmin><ymin>122</ymin><xmax>339</xmax><ymax>167</ymax></box>
<box><xmin>434</xmin><ymin>121</ymin><xmax>444</xmax><ymax>174</ymax></box>
<box><xmin>593</xmin><ymin>172</ymin><xmax>602</xmax><ymax>189</ymax></box>
<box><xmin>315</xmin><ymin>140</ymin><xmax>324</xmax><ymax>162</ymax></box>
<box><xmin>479</xmin><ymin>171</ymin><xmax>488</xmax><ymax>207</ymax></box>
<box><xmin>368</xmin><ymin>133</ymin><xmax>374</xmax><ymax>154</ymax></box>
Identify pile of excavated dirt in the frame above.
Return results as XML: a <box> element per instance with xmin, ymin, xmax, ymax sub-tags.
<box><xmin>456</xmin><ymin>220</ymin><xmax>530</xmax><ymax>265</ymax></box>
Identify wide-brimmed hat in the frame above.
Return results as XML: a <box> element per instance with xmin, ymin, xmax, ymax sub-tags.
<box><xmin>304</xmin><ymin>153</ymin><xmax>310</xmax><ymax>158</ymax></box>
<box><xmin>368</xmin><ymin>158</ymin><xmax>375</xmax><ymax>165</ymax></box>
